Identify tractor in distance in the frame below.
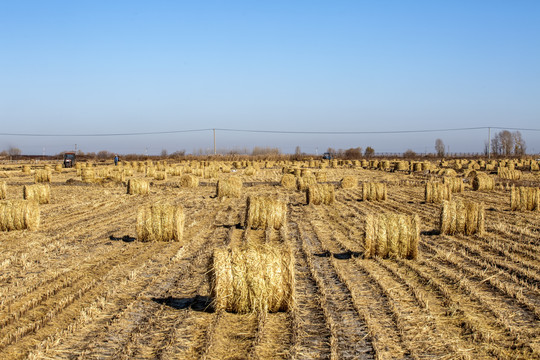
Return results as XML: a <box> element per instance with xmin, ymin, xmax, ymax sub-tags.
<box><xmin>63</xmin><ymin>152</ymin><xmax>76</xmax><ymax>168</ymax></box>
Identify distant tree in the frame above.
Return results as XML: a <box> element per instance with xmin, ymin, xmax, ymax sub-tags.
<box><xmin>295</xmin><ymin>146</ymin><xmax>302</xmax><ymax>156</ymax></box>
<box><xmin>499</xmin><ymin>130</ymin><xmax>514</xmax><ymax>156</ymax></box>
<box><xmin>326</xmin><ymin>147</ymin><xmax>336</xmax><ymax>156</ymax></box>
<box><xmin>490</xmin><ymin>130</ymin><xmax>527</xmax><ymax>156</ymax></box>
<box><xmin>97</xmin><ymin>150</ymin><xmax>113</xmax><ymax>159</ymax></box>
<box><xmin>171</xmin><ymin>150</ymin><xmax>186</xmax><ymax>157</ymax></box>
<box><xmin>403</xmin><ymin>149</ymin><xmax>416</xmax><ymax>158</ymax></box>
<box><xmin>252</xmin><ymin>147</ymin><xmax>280</xmax><ymax>156</ymax></box>
<box><xmin>161</xmin><ymin>149</ymin><xmax>168</xmax><ymax>157</ymax></box>
<box><xmin>513</xmin><ymin>131</ymin><xmax>526</xmax><ymax>155</ymax></box>
<box><xmin>364</xmin><ymin>146</ymin><xmax>375</xmax><ymax>158</ymax></box>
<box><xmin>7</xmin><ymin>146</ymin><xmax>21</xmax><ymax>156</ymax></box>
<box><xmin>344</xmin><ymin>147</ymin><xmax>362</xmax><ymax>159</ymax></box>
<box><xmin>435</xmin><ymin>139</ymin><xmax>445</xmax><ymax>157</ymax></box>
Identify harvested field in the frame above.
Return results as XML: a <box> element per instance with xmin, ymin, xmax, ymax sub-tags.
<box><xmin>0</xmin><ymin>160</ymin><xmax>539</xmax><ymax>359</ymax></box>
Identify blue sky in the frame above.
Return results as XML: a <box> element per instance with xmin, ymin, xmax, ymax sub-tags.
<box><xmin>1</xmin><ymin>1</ymin><xmax>539</xmax><ymax>155</ymax></box>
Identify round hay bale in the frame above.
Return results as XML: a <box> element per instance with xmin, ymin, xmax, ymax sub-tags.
<box><xmin>0</xmin><ymin>181</ymin><xmax>6</xmax><ymax>200</ymax></box>
<box><xmin>179</xmin><ymin>174</ymin><xmax>199</xmax><ymax>188</ymax></box>
<box><xmin>211</xmin><ymin>243</ymin><xmax>295</xmax><ymax>313</ymax></box>
<box><xmin>55</xmin><ymin>164</ymin><xmax>62</xmax><ymax>172</ymax></box>
<box><xmin>440</xmin><ymin>199</ymin><xmax>485</xmax><ymax>235</ymax></box>
<box><xmin>340</xmin><ymin>176</ymin><xmax>357</xmax><ymax>189</ymax></box>
<box><xmin>154</xmin><ymin>171</ymin><xmax>167</xmax><ymax>181</ymax></box>
<box><xmin>472</xmin><ymin>173</ymin><xmax>494</xmax><ymax>191</ymax></box>
<box><xmin>23</xmin><ymin>184</ymin><xmax>50</xmax><ymax>204</ymax></box>
<box><xmin>425</xmin><ymin>182</ymin><xmax>451</xmax><ymax>203</ymax></box>
<box><xmin>297</xmin><ymin>174</ymin><xmax>317</xmax><ymax>191</ymax></box>
<box><xmin>136</xmin><ymin>203</ymin><xmax>185</xmax><ymax>242</ymax></box>
<box><xmin>511</xmin><ymin>186</ymin><xmax>539</xmax><ymax>211</ymax></box>
<box><xmin>307</xmin><ymin>184</ymin><xmax>335</xmax><ymax>205</ymax></box>
<box><xmin>35</xmin><ymin>169</ymin><xmax>52</xmax><ymax>183</ymax></box>
<box><xmin>244</xmin><ymin>196</ymin><xmax>286</xmax><ymax>230</ymax></box>
<box><xmin>362</xmin><ymin>182</ymin><xmax>387</xmax><ymax>201</ymax></box>
<box><xmin>442</xmin><ymin>177</ymin><xmax>464</xmax><ymax>193</ymax></box>
<box><xmin>22</xmin><ymin>165</ymin><xmax>31</xmax><ymax>174</ymax></box>
<box><xmin>127</xmin><ymin>179</ymin><xmax>149</xmax><ymax>195</ymax></box>
<box><xmin>497</xmin><ymin>168</ymin><xmax>522</xmax><ymax>180</ymax></box>
<box><xmin>81</xmin><ymin>169</ymin><xmax>95</xmax><ymax>183</ymax></box>
<box><xmin>280</xmin><ymin>174</ymin><xmax>296</xmax><ymax>189</ymax></box>
<box><xmin>364</xmin><ymin>213</ymin><xmax>419</xmax><ymax>260</ymax></box>
<box><xmin>146</xmin><ymin>166</ymin><xmax>157</xmax><ymax>178</ymax></box>
<box><xmin>315</xmin><ymin>171</ymin><xmax>327</xmax><ymax>182</ymax></box>
<box><xmin>244</xmin><ymin>167</ymin><xmax>257</xmax><ymax>176</ymax></box>
<box><xmin>216</xmin><ymin>177</ymin><xmax>243</xmax><ymax>200</ymax></box>
<box><xmin>0</xmin><ymin>200</ymin><xmax>40</xmax><ymax>231</ymax></box>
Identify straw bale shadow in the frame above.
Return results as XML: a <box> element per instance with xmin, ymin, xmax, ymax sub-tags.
<box><xmin>314</xmin><ymin>251</ymin><xmax>361</xmax><ymax>260</ymax></box>
<box><xmin>152</xmin><ymin>295</ymin><xmax>214</xmax><ymax>313</ymax></box>
<box><xmin>421</xmin><ymin>229</ymin><xmax>440</xmax><ymax>236</ymax></box>
<box><xmin>109</xmin><ymin>235</ymin><xmax>136</xmax><ymax>242</ymax></box>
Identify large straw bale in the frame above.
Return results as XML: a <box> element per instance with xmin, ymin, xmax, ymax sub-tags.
<box><xmin>340</xmin><ymin>176</ymin><xmax>357</xmax><ymax>189</ymax></box>
<box><xmin>307</xmin><ymin>184</ymin><xmax>335</xmax><ymax>205</ymax></box>
<box><xmin>364</xmin><ymin>213</ymin><xmax>419</xmax><ymax>260</ymax></box>
<box><xmin>244</xmin><ymin>196</ymin><xmax>286</xmax><ymax>230</ymax></box>
<box><xmin>280</xmin><ymin>174</ymin><xmax>296</xmax><ymax>189</ymax></box>
<box><xmin>0</xmin><ymin>181</ymin><xmax>6</xmax><ymax>200</ymax></box>
<box><xmin>22</xmin><ymin>165</ymin><xmax>31</xmax><ymax>174</ymax></box>
<box><xmin>127</xmin><ymin>179</ymin><xmax>150</xmax><ymax>195</ymax></box>
<box><xmin>136</xmin><ymin>203</ymin><xmax>184</xmax><ymax>242</ymax></box>
<box><xmin>217</xmin><ymin>177</ymin><xmax>243</xmax><ymax>199</ymax></box>
<box><xmin>55</xmin><ymin>164</ymin><xmax>62</xmax><ymax>172</ymax></box>
<box><xmin>211</xmin><ymin>243</ymin><xmax>295</xmax><ymax>313</ymax></box>
<box><xmin>440</xmin><ymin>199</ymin><xmax>485</xmax><ymax>235</ymax></box>
<box><xmin>497</xmin><ymin>168</ymin><xmax>522</xmax><ymax>180</ymax></box>
<box><xmin>472</xmin><ymin>173</ymin><xmax>495</xmax><ymax>191</ymax></box>
<box><xmin>425</xmin><ymin>182</ymin><xmax>451</xmax><ymax>203</ymax></box>
<box><xmin>297</xmin><ymin>174</ymin><xmax>317</xmax><ymax>191</ymax></box>
<box><xmin>244</xmin><ymin>167</ymin><xmax>257</xmax><ymax>176</ymax></box>
<box><xmin>146</xmin><ymin>166</ymin><xmax>157</xmax><ymax>178</ymax></box>
<box><xmin>437</xmin><ymin>169</ymin><xmax>457</xmax><ymax>177</ymax></box>
<box><xmin>0</xmin><ymin>200</ymin><xmax>40</xmax><ymax>231</ymax></box>
<box><xmin>35</xmin><ymin>169</ymin><xmax>52</xmax><ymax>183</ymax></box>
<box><xmin>511</xmin><ymin>186</ymin><xmax>539</xmax><ymax>211</ymax></box>
<box><xmin>179</xmin><ymin>174</ymin><xmax>199</xmax><ymax>188</ymax></box>
<box><xmin>395</xmin><ymin>161</ymin><xmax>409</xmax><ymax>171</ymax></box>
<box><xmin>23</xmin><ymin>184</ymin><xmax>50</xmax><ymax>204</ymax></box>
<box><xmin>362</xmin><ymin>182</ymin><xmax>387</xmax><ymax>201</ymax></box>
<box><xmin>443</xmin><ymin>177</ymin><xmax>464</xmax><ymax>193</ymax></box>
<box><xmin>315</xmin><ymin>171</ymin><xmax>327</xmax><ymax>182</ymax></box>
<box><xmin>154</xmin><ymin>171</ymin><xmax>167</xmax><ymax>181</ymax></box>
<box><xmin>81</xmin><ymin>169</ymin><xmax>95</xmax><ymax>183</ymax></box>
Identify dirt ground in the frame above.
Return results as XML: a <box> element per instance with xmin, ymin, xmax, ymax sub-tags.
<box><xmin>0</xmin><ymin>162</ymin><xmax>539</xmax><ymax>359</ymax></box>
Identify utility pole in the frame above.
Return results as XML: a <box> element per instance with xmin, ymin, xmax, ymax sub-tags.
<box><xmin>213</xmin><ymin>129</ymin><xmax>216</xmax><ymax>155</ymax></box>
<box><xmin>488</xmin><ymin>127</ymin><xmax>491</xmax><ymax>159</ymax></box>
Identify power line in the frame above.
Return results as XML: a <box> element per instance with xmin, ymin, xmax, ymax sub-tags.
<box><xmin>0</xmin><ymin>126</ymin><xmax>538</xmax><ymax>137</ymax></box>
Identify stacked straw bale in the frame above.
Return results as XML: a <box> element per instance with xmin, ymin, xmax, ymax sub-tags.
<box><xmin>127</xmin><ymin>179</ymin><xmax>149</xmax><ymax>195</ymax></box>
<box><xmin>443</xmin><ymin>177</ymin><xmax>464</xmax><ymax>193</ymax></box>
<box><xmin>395</xmin><ymin>161</ymin><xmax>409</xmax><ymax>171</ymax></box>
<box><xmin>364</xmin><ymin>213</ymin><xmax>419</xmax><ymax>260</ymax></box>
<box><xmin>297</xmin><ymin>174</ymin><xmax>317</xmax><ymax>191</ymax></box>
<box><xmin>179</xmin><ymin>174</ymin><xmax>199</xmax><ymax>188</ymax></box>
<box><xmin>340</xmin><ymin>176</ymin><xmax>357</xmax><ymax>189</ymax></box>
<box><xmin>81</xmin><ymin>169</ymin><xmax>95</xmax><ymax>183</ymax></box>
<box><xmin>280</xmin><ymin>174</ymin><xmax>296</xmax><ymax>189</ymax></box>
<box><xmin>244</xmin><ymin>196</ymin><xmax>286</xmax><ymax>230</ymax></box>
<box><xmin>440</xmin><ymin>200</ymin><xmax>485</xmax><ymax>235</ymax></box>
<box><xmin>23</xmin><ymin>184</ymin><xmax>50</xmax><ymax>204</ymax></box>
<box><xmin>136</xmin><ymin>203</ymin><xmax>185</xmax><ymax>242</ymax></box>
<box><xmin>425</xmin><ymin>182</ymin><xmax>451</xmax><ymax>203</ymax></box>
<box><xmin>0</xmin><ymin>200</ymin><xmax>40</xmax><ymax>231</ymax></box>
<box><xmin>307</xmin><ymin>184</ymin><xmax>335</xmax><ymax>205</ymax></box>
<box><xmin>472</xmin><ymin>173</ymin><xmax>495</xmax><ymax>191</ymax></box>
<box><xmin>362</xmin><ymin>182</ymin><xmax>387</xmax><ymax>201</ymax></box>
<box><xmin>0</xmin><ymin>181</ymin><xmax>6</xmax><ymax>200</ymax></box>
<box><xmin>497</xmin><ymin>168</ymin><xmax>522</xmax><ymax>180</ymax></box>
<box><xmin>216</xmin><ymin>177</ymin><xmax>243</xmax><ymax>199</ymax></box>
<box><xmin>211</xmin><ymin>243</ymin><xmax>295</xmax><ymax>313</ymax></box>
<box><xmin>154</xmin><ymin>171</ymin><xmax>167</xmax><ymax>181</ymax></box>
<box><xmin>510</xmin><ymin>186</ymin><xmax>539</xmax><ymax>211</ymax></box>
<box><xmin>35</xmin><ymin>169</ymin><xmax>52</xmax><ymax>183</ymax></box>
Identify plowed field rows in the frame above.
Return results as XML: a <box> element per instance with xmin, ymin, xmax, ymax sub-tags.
<box><xmin>0</xmin><ymin>163</ymin><xmax>539</xmax><ymax>359</ymax></box>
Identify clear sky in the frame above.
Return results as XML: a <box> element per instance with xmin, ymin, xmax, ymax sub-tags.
<box><xmin>1</xmin><ymin>1</ymin><xmax>539</xmax><ymax>155</ymax></box>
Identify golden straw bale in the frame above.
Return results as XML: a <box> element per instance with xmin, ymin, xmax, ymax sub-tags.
<box><xmin>0</xmin><ymin>200</ymin><xmax>40</xmax><ymax>231</ymax></box>
<box><xmin>154</xmin><ymin>171</ymin><xmax>167</xmax><ymax>181</ymax></box>
<box><xmin>146</xmin><ymin>166</ymin><xmax>157</xmax><ymax>178</ymax></box>
<box><xmin>437</xmin><ymin>168</ymin><xmax>457</xmax><ymax>177</ymax></box>
<box><xmin>472</xmin><ymin>173</ymin><xmax>495</xmax><ymax>191</ymax></box>
<box><xmin>244</xmin><ymin>196</ymin><xmax>286</xmax><ymax>230</ymax></box>
<box><xmin>0</xmin><ymin>181</ymin><xmax>6</xmax><ymax>200</ymax></box>
<box><xmin>315</xmin><ymin>171</ymin><xmax>327</xmax><ymax>182</ymax></box>
<box><xmin>55</xmin><ymin>164</ymin><xmax>62</xmax><ymax>172</ymax></box>
<box><xmin>244</xmin><ymin>167</ymin><xmax>257</xmax><ymax>176</ymax></box>
<box><xmin>35</xmin><ymin>169</ymin><xmax>52</xmax><ymax>183</ymax></box>
<box><xmin>362</xmin><ymin>182</ymin><xmax>387</xmax><ymax>201</ymax></box>
<box><xmin>136</xmin><ymin>203</ymin><xmax>184</xmax><ymax>242</ymax></box>
<box><xmin>340</xmin><ymin>176</ymin><xmax>357</xmax><ymax>189</ymax></box>
<box><xmin>497</xmin><ymin>168</ymin><xmax>522</xmax><ymax>180</ymax></box>
<box><xmin>443</xmin><ymin>177</ymin><xmax>464</xmax><ymax>193</ymax></box>
<box><xmin>425</xmin><ymin>182</ymin><xmax>451</xmax><ymax>203</ymax></box>
<box><xmin>306</xmin><ymin>184</ymin><xmax>335</xmax><ymax>205</ymax></box>
<box><xmin>440</xmin><ymin>199</ymin><xmax>485</xmax><ymax>235</ymax></box>
<box><xmin>280</xmin><ymin>174</ymin><xmax>296</xmax><ymax>189</ymax></box>
<box><xmin>22</xmin><ymin>165</ymin><xmax>31</xmax><ymax>174</ymax></box>
<box><xmin>297</xmin><ymin>174</ymin><xmax>317</xmax><ymax>191</ymax></box>
<box><xmin>511</xmin><ymin>186</ymin><xmax>539</xmax><ymax>211</ymax></box>
<box><xmin>395</xmin><ymin>161</ymin><xmax>409</xmax><ymax>171</ymax></box>
<box><xmin>23</xmin><ymin>184</ymin><xmax>50</xmax><ymax>204</ymax></box>
<box><xmin>127</xmin><ymin>179</ymin><xmax>149</xmax><ymax>195</ymax></box>
<box><xmin>179</xmin><ymin>174</ymin><xmax>199</xmax><ymax>188</ymax></box>
<box><xmin>216</xmin><ymin>177</ymin><xmax>243</xmax><ymax>199</ymax></box>
<box><xmin>364</xmin><ymin>213</ymin><xmax>419</xmax><ymax>260</ymax></box>
<box><xmin>211</xmin><ymin>243</ymin><xmax>295</xmax><ymax>313</ymax></box>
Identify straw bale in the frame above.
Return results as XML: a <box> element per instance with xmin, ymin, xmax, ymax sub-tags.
<box><xmin>395</xmin><ymin>161</ymin><xmax>409</xmax><ymax>171</ymax></box>
<box><xmin>244</xmin><ymin>167</ymin><xmax>257</xmax><ymax>176</ymax></box>
<box><xmin>443</xmin><ymin>177</ymin><xmax>464</xmax><ymax>193</ymax></box>
<box><xmin>315</xmin><ymin>171</ymin><xmax>327</xmax><ymax>182</ymax></box>
<box><xmin>362</xmin><ymin>182</ymin><xmax>387</xmax><ymax>201</ymax></box>
<box><xmin>0</xmin><ymin>200</ymin><xmax>40</xmax><ymax>231</ymax></box>
<box><xmin>306</xmin><ymin>184</ymin><xmax>335</xmax><ymax>205</ymax></box>
<box><xmin>472</xmin><ymin>173</ymin><xmax>495</xmax><ymax>191</ymax></box>
<box><xmin>340</xmin><ymin>176</ymin><xmax>357</xmax><ymax>189</ymax></box>
<box><xmin>136</xmin><ymin>203</ymin><xmax>184</xmax><ymax>242</ymax></box>
<box><xmin>154</xmin><ymin>171</ymin><xmax>167</xmax><ymax>181</ymax></box>
<box><xmin>438</xmin><ymin>169</ymin><xmax>457</xmax><ymax>177</ymax></box>
<box><xmin>35</xmin><ymin>169</ymin><xmax>52</xmax><ymax>183</ymax></box>
<box><xmin>511</xmin><ymin>186</ymin><xmax>539</xmax><ymax>211</ymax></box>
<box><xmin>244</xmin><ymin>196</ymin><xmax>286</xmax><ymax>230</ymax></box>
<box><xmin>440</xmin><ymin>199</ymin><xmax>485</xmax><ymax>235</ymax></box>
<box><xmin>364</xmin><ymin>212</ymin><xmax>419</xmax><ymax>259</ymax></box>
<box><xmin>425</xmin><ymin>182</ymin><xmax>451</xmax><ymax>203</ymax></box>
<box><xmin>22</xmin><ymin>165</ymin><xmax>31</xmax><ymax>174</ymax></box>
<box><xmin>81</xmin><ymin>169</ymin><xmax>95</xmax><ymax>183</ymax></box>
<box><xmin>179</xmin><ymin>174</ymin><xmax>199</xmax><ymax>188</ymax></box>
<box><xmin>297</xmin><ymin>174</ymin><xmax>317</xmax><ymax>191</ymax></box>
<box><xmin>146</xmin><ymin>166</ymin><xmax>157</xmax><ymax>178</ymax></box>
<box><xmin>280</xmin><ymin>174</ymin><xmax>296</xmax><ymax>189</ymax></box>
<box><xmin>127</xmin><ymin>179</ymin><xmax>149</xmax><ymax>195</ymax></box>
<box><xmin>23</xmin><ymin>184</ymin><xmax>50</xmax><ymax>204</ymax></box>
<box><xmin>211</xmin><ymin>243</ymin><xmax>295</xmax><ymax>313</ymax></box>
<box><xmin>497</xmin><ymin>168</ymin><xmax>522</xmax><ymax>180</ymax></box>
<box><xmin>55</xmin><ymin>164</ymin><xmax>62</xmax><ymax>172</ymax></box>
<box><xmin>0</xmin><ymin>181</ymin><xmax>6</xmax><ymax>200</ymax></box>
<box><xmin>217</xmin><ymin>177</ymin><xmax>243</xmax><ymax>199</ymax></box>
